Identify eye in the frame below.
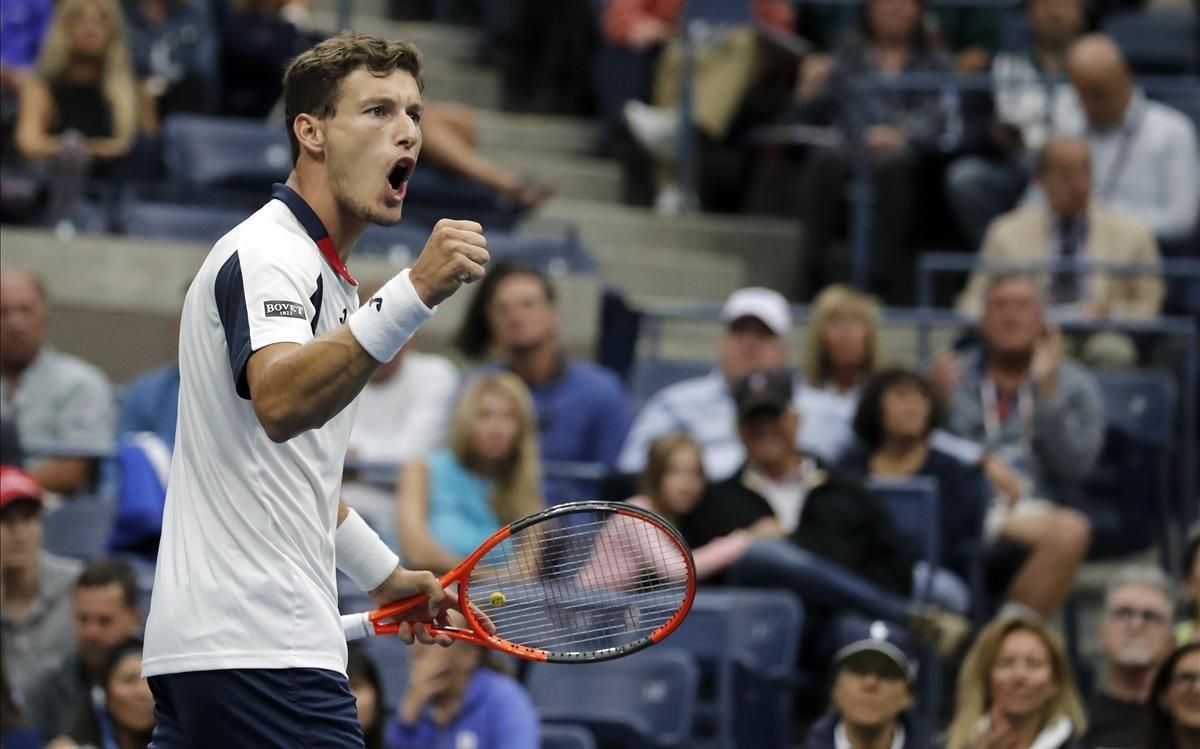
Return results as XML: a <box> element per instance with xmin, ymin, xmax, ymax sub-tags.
<box><xmin>409</xmin><ymin>110</ymin><xmax>422</xmax><ymax>125</ymax></box>
<box><xmin>368</xmin><ymin>106</ymin><xmax>387</xmax><ymax>117</ymax></box>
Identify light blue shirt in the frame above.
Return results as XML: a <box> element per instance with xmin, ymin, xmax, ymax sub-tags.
<box><xmin>426</xmin><ymin>448</ymin><xmax>502</xmax><ymax>558</ymax></box>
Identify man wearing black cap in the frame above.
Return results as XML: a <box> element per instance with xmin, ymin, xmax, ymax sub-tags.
<box><xmin>678</xmin><ymin>370</ymin><xmax>968</xmax><ymax>656</ymax></box>
<box><xmin>803</xmin><ymin>619</ymin><xmax>917</xmax><ymax>749</ymax></box>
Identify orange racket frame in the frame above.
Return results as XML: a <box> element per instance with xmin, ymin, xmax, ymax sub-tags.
<box><xmin>341</xmin><ymin>501</ymin><xmax>696</xmax><ymax>662</ymax></box>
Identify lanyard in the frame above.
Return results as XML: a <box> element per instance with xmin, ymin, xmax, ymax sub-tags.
<box><xmin>981</xmin><ymin>377</ymin><xmax>1034</xmax><ymax>455</ymax></box>
<box><xmin>1098</xmin><ymin>101</ymin><xmax>1145</xmax><ymax>203</ymax></box>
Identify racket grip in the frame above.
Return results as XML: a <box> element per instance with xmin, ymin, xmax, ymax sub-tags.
<box><xmin>342</xmin><ymin>613</ymin><xmax>375</xmax><ymax>641</ymax></box>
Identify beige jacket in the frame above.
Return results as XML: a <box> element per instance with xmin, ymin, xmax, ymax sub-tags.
<box><xmin>957</xmin><ymin>203</ymin><xmax>1164</xmax><ymax>319</ymax></box>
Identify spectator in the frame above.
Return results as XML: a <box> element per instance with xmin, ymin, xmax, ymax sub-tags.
<box><xmin>122</xmin><ymin>0</ymin><xmax>217</xmax><ymax>119</ymax></box>
<box><xmin>456</xmin><ymin>261</ymin><xmax>632</xmax><ymax>504</ymax></box>
<box><xmin>1</xmin><ymin>649</ymin><xmax>40</xmax><ymax>749</ymax></box>
<box><xmin>945</xmin><ymin>0</ymin><xmax>1086</xmax><ymax>247</ymax></box>
<box><xmin>0</xmin><ymin>268</ymin><xmax>116</xmax><ymax>496</ymax></box>
<box><xmin>218</xmin><ymin>0</ymin><xmax>322</xmax><ymax>118</ymax></box>
<box><xmin>843</xmin><ymin>369</ymin><xmax>987</xmax><ymax>585</ymax></box>
<box><xmin>22</xmin><ymin>559</ymin><xmax>141</xmax><ymax>743</ymax></box>
<box><xmin>346</xmin><ymin>645</ymin><xmax>383</xmax><ymax>749</ymax></box>
<box><xmin>1083</xmin><ymin>566</ymin><xmax>1176</xmax><ymax>749</ymax></box>
<box><xmin>0</xmin><ymin>417</ymin><xmax>22</xmax><ymax>465</ymax></box>
<box><xmin>802</xmin><ymin>619</ymin><xmax>917</xmax><ymax>749</ymax></box>
<box><xmin>1141</xmin><ymin>642</ymin><xmax>1200</xmax><ymax>749</ymax></box>
<box><xmin>957</xmin><ymin>136</ymin><xmax>1164</xmax><ymax>327</ymax></box>
<box><xmin>792</xmin><ymin>0</ymin><xmax>954</xmax><ymax>303</ymax></box>
<box><xmin>0</xmin><ymin>0</ymin><xmax>53</xmax><ymax>97</ymax></box>
<box><xmin>933</xmin><ymin>273</ymin><xmax>1095</xmax><ymax>618</ymax></box>
<box><xmin>0</xmin><ymin>466</ymin><xmax>81</xmax><ymax>696</ymax></box>
<box><xmin>947</xmin><ymin>614</ymin><xmax>1087</xmax><ymax>749</ymax></box>
<box><xmin>68</xmin><ymin>638</ymin><xmax>154</xmax><ymax>749</ymax></box>
<box><xmin>1181</xmin><ymin>530</ymin><xmax>1200</xmax><ymax>645</ymax></box>
<box><xmin>421</xmin><ymin>103</ymin><xmax>553</xmax><ymax>210</ymax></box>
<box><xmin>385</xmin><ymin>611</ymin><xmax>538</xmax><ymax>749</ymax></box>
<box><xmin>395</xmin><ymin>373</ymin><xmax>542</xmax><ymax>574</ymax></box>
<box><xmin>612</xmin><ymin>0</ymin><xmax>794</xmax><ymax>213</ymax></box>
<box><xmin>14</xmin><ymin>0</ymin><xmax>147</xmax><ymax>174</ymax></box>
<box><xmin>619</xmin><ymin>433</ymin><xmax>751</xmax><ymax>580</ymax></box>
<box><xmin>116</xmin><ymin>359</ymin><xmax>179</xmax><ymax>450</ymax></box>
<box><xmin>802</xmin><ymin>284</ymin><xmax>881</xmax><ymax>402</ymax></box>
<box><xmin>1067</xmin><ymin>34</ymin><xmax>1199</xmax><ymax>244</ymax></box>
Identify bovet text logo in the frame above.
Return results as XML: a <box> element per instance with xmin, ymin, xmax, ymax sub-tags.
<box><xmin>263</xmin><ymin>300</ymin><xmax>306</xmax><ymax>319</ymax></box>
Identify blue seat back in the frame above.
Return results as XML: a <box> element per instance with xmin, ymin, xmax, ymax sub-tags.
<box><xmin>867</xmin><ymin>476</ymin><xmax>941</xmax><ymax>579</ymax></box>
<box><xmin>163</xmin><ymin>115</ymin><xmax>291</xmax><ymax>190</ymax></box>
<box><xmin>356</xmin><ymin>224</ymin><xmax>598</xmax><ymax>274</ymax></box>
<box><xmin>1104</xmin><ymin>10</ymin><xmax>1198</xmax><ymax>73</ymax></box>
<box><xmin>683</xmin><ymin>0</ymin><xmax>751</xmax><ymax>25</ymax></box>
<box><xmin>1095</xmin><ymin>369</ymin><xmax>1177</xmax><ymax>446</ymax></box>
<box><xmin>540</xmin><ymin>724</ymin><xmax>598</xmax><ymax>749</ymax></box>
<box><xmin>43</xmin><ymin>497</ymin><xmax>116</xmax><ymax>560</ymax></box>
<box><xmin>526</xmin><ymin>649</ymin><xmax>699</xmax><ymax>748</ymax></box>
<box><xmin>120</xmin><ymin>199</ymin><xmax>247</xmax><ymax>245</ymax></box>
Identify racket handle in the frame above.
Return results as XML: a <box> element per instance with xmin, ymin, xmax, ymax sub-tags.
<box><xmin>342</xmin><ymin>613</ymin><xmax>375</xmax><ymax>641</ymax></box>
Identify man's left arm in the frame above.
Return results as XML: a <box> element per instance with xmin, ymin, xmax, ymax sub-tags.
<box><xmin>590</xmin><ymin>372</ymin><xmax>634</xmax><ymax>466</ymax></box>
<box><xmin>1030</xmin><ymin>355</ymin><xmax>1105</xmax><ymax>485</ymax></box>
<box><xmin>1145</xmin><ymin>121</ymin><xmax>1199</xmax><ymax>241</ymax></box>
<box><xmin>31</xmin><ymin>369</ymin><xmax>117</xmax><ymax>495</ymax></box>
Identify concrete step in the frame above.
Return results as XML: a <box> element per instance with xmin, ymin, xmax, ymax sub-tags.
<box><xmin>600</xmin><ymin>244</ymin><xmax>748</xmax><ymax>304</ymax></box>
<box><xmin>524</xmin><ymin>197</ymin><xmax>802</xmax><ymax>292</ymax></box>
<box><xmin>475</xmin><ymin>110</ymin><xmax>597</xmax><ymax>156</ymax></box>
<box><xmin>489</xmin><ymin>151</ymin><xmax>621</xmax><ymax>203</ymax></box>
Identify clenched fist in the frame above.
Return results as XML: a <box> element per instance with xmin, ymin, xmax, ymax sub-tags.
<box><xmin>409</xmin><ymin>219</ymin><xmax>489</xmax><ymax>308</ymax></box>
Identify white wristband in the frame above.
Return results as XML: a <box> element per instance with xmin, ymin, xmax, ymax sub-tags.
<box><xmin>348</xmin><ymin>268</ymin><xmax>435</xmax><ymax>363</ymax></box>
<box><xmin>335</xmin><ymin>509</ymin><xmax>399</xmax><ymax>592</ymax></box>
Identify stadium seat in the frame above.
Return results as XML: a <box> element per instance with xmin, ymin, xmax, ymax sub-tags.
<box><xmin>541</xmin><ymin>724</ymin><xmax>599</xmax><ymax>749</ymax></box>
<box><xmin>1083</xmin><ymin>369</ymin><xmax>1178</xmax><ymax>558</ymax></box>
<box><xmin>356</xmin><ymin>222</ymin><xmax>599</xmax><ymax>274</ymax></box>
<box><xmin>659</xmin><ymin>589</ymin><xmax>802</xmax><ymax>749</ymax></box>
<box><xmin>43</xmin><ymin>496</ymin><xmax>116</xmax><ymax>560</ymax></box>
<box><xmin>628</xmin><ymin>358</ymin><xmax>712</xmax><ymax>408</ymax></box>
<box><xmin>526</xmin><ymin>649</ymin><xmax>699</xmax><ymax>749</ymax></box>
<box><xmin>1104</xmin><ymin>10</ymin><xmax>1199</xmax><ymax>74</ymax></box>
<box><xmin>119</xmin><ymin>199</ymin><xmax>248</xmax><ymax>246</ymax></box>
<box><xmin>162</xmin><ymin>115</ymin><xmax>291</xmax><ymax>191</ymax></box>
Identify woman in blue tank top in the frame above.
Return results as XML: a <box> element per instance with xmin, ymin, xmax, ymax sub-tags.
<box><xmin>396</xmin><ymin>373</ymin><xmax>542</xmax><ymax>574</ymax></box>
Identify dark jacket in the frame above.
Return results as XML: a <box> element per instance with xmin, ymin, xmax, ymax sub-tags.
<box><xmin>679</xmin><ymin>460</ymin><xmax>914</xmax><ymax>596</ymax></box>
<box><xmin>803</xmin><ymin>710</ymin><xmax>916</xmax><ymax>749</ymax></box>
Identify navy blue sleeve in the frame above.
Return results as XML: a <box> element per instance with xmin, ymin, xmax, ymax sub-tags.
<box><xmin>214</xmin><ymin>252</ymin><xmax>253</xmax><ymax>399</ymax></box>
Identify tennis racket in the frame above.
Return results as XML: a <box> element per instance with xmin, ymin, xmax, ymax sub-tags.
<box><xmin>341</xmin><ymin>500</ymin><xmax>696</xmax><ymax>663</ymax></box>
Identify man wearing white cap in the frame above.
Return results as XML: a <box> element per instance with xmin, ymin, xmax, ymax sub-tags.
<box><xmin>617</xmin><ymin>287</ymin><xmax>856</xmax><ymax>479</ymax></box>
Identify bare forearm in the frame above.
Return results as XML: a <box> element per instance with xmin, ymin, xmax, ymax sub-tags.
<box><xmin>251</xmin><ymin>328</ymin><xmax>379</xmax><ymax>442</ymax></box>
<box><xmin>29</xmin><ymin>457</ymin><xmax>91</xmax><ymax>495</ymax></box>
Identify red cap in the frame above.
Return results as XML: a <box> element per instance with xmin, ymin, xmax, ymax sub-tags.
<box><xmin>0</xmin><ymin>466</ymin><xmax>42</xmax><ymax>509</ymax></box>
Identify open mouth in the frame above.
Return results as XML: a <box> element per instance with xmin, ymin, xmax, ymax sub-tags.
<box><xmin>387</xmin><ymin>158</ymin><xmax>414</xmax><ymax>197</ymax></box>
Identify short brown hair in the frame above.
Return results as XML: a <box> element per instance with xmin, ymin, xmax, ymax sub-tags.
<box><xmin>76</xmin><ymin>558</ymin><xmax>139</xmax><ymax>610</ymax></box>
<box><xmin>282</xmin><ymin>32</ymin><xmax>423</xmax><ymax>164</ymax></box>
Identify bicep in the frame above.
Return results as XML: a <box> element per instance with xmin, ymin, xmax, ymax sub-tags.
<box><xmin>395</xmin><ymin>461</ymin><xmax>432</xmax><ymax>542</ymax></box>
<box><xmin>14</xmin><ymin>78</ymin><xmax>54</xmax><ymax>155</ymax></box>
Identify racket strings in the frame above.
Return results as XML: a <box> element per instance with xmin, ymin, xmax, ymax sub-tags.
<box><xmin>467</xmin><ymin>509</ymin><xmax>691</xmax><ymax>658</ymax></box>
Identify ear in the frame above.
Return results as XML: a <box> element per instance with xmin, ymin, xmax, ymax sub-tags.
<box><xmin>293</xmin><ymin>113</ymin><xmax>326</xmax><ymax>160</ymax></box>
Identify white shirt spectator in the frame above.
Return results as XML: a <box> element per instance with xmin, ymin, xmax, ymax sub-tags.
<box><xmin>346</xmin><ymin>351</ymin><xmax>458</xmax><ymax>469</ymax></box>
<box><xmin>1087</xmin><ymin>90</ymin><xmax>1199</xmax><ymax>241</ymax></box>
<box><xmin>992</xmin><ymin>52</ymin><xmax>1086</xmax><ymax>154</ymax></box>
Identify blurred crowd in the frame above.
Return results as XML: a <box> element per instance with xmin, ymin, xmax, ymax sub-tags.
<box><xmin>1</xmin><ymin>0</ymin><xmax>1198</xmax><ymax>747</ymax></box>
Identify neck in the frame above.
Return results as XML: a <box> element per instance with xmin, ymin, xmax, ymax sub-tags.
<box><xmin>845</xmin><ymin>721</ymin><xmax>896</xmax><ymax>749</ymax></box>
<box><xmin>285</xmin><ymin>172</ymin><xmax>365</xmax><ymax>264</ymax></box>
<box><xmin>831</xmin><ymin>367</ymin><xmax>860</xmax><ymax>394</ymax></box>
<box><xmin>1105</xmin><ymin>664</ymin><xmax>1156</xmax><ymax>703</ymax></box>
<box><xmin>1</xmin><ymin>562</ymin><xmax>40</xmax><ymax>607</ymax></box>
<box><xmin>1004</xmin><ymin>711</ymin><xmax>1048</xmax><ymax>749</ymax></box>
<box><xmin>115</xmin><ymin>726</ymin><xmax>150</xmax><ymax>749</ymax></box>
<box><xmin>509</xmin><ymin>339</ymin><xmax>560</xmax><ymax>386</ymax></box>
<box><xmin>757</xmin><ymin>451</ymin><xmax>801</xmax><ymax>481</ymax></box>
<box><xmin>986</xmin><ymin>349</ymin><xmax>1032</xmax><ymax>385</ymax></box>
<box><xmin>875</xmin><ymin>436</ymin><xmax>927</xmax><ymax>467</ymax></box>
<box><xmin>66</xmin><ymin>57</ymin><xmax>103</xmax><ymax>85</ymax></box>
<box><xmin>1033</xmin><ymin>43</ymin><xmax>1068</xmax><ymax>73</ymax></box>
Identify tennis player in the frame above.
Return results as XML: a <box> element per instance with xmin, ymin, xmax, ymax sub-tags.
<box><xmin>142</xmin><ymin>33</ymin><xmax>489</xmax><ymax>747</ymax></box>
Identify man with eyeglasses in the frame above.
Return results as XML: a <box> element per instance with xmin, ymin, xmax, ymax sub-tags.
<box><xmin>1083</xmin><ymin>565</ymin><xmax>1176</xmax><ymax>749</ymax></box>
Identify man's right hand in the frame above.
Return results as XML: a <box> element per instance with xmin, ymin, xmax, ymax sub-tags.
<box><xmin>929</xmin><ymin>350</ymin><xmax>962</xmax><ymax>406</ymax></box>
<box><xmin>409</xmin><ymin>219</ymin><xmax>489</xmax><ymax>308</ymax></box>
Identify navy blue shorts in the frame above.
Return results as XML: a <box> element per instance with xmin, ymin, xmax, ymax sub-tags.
<box><xmin>147</xmin><ymin>668</ymin><xmax>364</xmax><ymax>748</ymax></box>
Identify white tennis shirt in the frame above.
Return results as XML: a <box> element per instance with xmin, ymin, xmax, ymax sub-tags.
<box><xmin>143</xmin><ymin>185</ymin><xmax>390</xmax><ymax>677</ymax></box>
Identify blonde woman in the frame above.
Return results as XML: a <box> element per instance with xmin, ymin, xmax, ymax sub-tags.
<box><xmin>396</xmin><ymin>373</ymin><xmax>542</xmax><ymax>574</ymax></box>
<box><xmin>15</xmin><ymin>0</ymin><xmax>147</xmax><ymax>169</ymax></box>
<box><xmin>947</xmin><ymin>615</ymin><xmax>1087</xmax><ymax>749</ymax></box>
<box><xmin>803</xmin><ymin>284</ymin><xmax>882</xmax><ymax>401</ymax></box>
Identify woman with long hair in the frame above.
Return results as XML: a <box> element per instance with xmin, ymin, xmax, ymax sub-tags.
<box><xmin>15</xmin><ymin>0</ymin><xmax>145</xmax><ymax>168</ymax></box>
<box><xmin>396</xmin><ymin>373</ymin><xmax>542</xmax><ymax>574</ymax></box>
<box><xmin>947</xmin><ymin>615</ymin><xmax>1087</xmax><ymax>749</ymax></box>
<box><xmin>1141</xmin><ymin>642</ymin><xmax>1200</xmax><ymax>749</ymax></box>
<box><xmin>804</xmin><ymin>284</ymin><xmax>882</xmax><ymax>401</ymax></box>
<box><xmin>69</xmin><ymin>639</ymin><xmax>155</xmax><ymax>749</ymax></box>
